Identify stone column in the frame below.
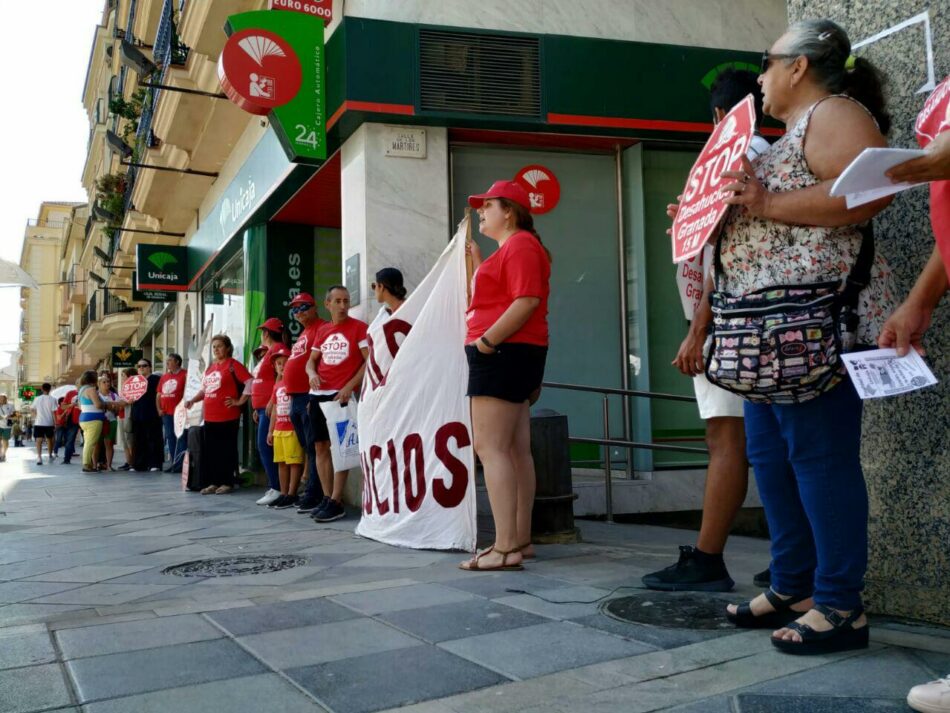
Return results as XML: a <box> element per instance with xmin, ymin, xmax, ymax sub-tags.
<box><xmin>787</xmin><ymin>0</ymin><xmax>950</xmax><ymax>624</ymax></box>
<box><xmin>340</xmin><ymin>123</ymin><xmax>450</xmax><ymax>324</ymax></box>
<box><xmin>339</xmin><ymin>124</ymin><xmax>451</xmax><ymax>504</ymax></box>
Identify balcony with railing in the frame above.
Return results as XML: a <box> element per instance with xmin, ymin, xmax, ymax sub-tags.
<box><xmin>77</xmin><ymin>287</ymin><xmax>141</xmax><ymax>361</ymax></box>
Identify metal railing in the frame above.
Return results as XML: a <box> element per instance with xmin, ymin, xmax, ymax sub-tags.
<box><xmin>541</xmin><ymin>380</ymin><xmax>708</xmax><ymax>522</ymax></box>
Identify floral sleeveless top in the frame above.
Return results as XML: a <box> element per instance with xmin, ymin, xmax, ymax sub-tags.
<box><xmin>716</xmin><ymin>95</ymin><xmax>896</xmax><ymax>346</ymax></box>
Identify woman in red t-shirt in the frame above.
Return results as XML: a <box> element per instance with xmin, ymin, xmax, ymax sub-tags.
<box><xmin>183</xmin><ymin>334</ymin><xmax>253</xmax><ymax>494</ymax></box>
<box><xmin>247</xmin><ymin>317</ymin><xmax>288</xmax><ymax>505</ymax></box>
<box><xmin>460</xmin><ymin>180</ymin><xmax>551</xmax><ymax>573</ymax></box>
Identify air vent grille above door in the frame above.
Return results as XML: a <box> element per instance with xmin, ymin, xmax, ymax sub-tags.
<box><xmin>419</xmin><ymin>29</ymin><xmax>541</xmax><ymax>117</ymax></box>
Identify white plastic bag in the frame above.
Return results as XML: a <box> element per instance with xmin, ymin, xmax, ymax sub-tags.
<box><xmin>320</xmin><ymin>399</ymin><xmax>360</xmax><ymax>472</ymax></box>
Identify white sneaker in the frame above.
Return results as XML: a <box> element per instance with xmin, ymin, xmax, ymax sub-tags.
<box><xmin>256</xmin><ymin>489</ymin><xmax>281</xmax><ymax>505</ymax></box>
<box><xmin>909</xmin><ymin>676</ymin><xmax>950</xmax><ymax>712</ymax></box>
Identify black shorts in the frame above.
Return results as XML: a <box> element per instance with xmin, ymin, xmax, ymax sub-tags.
<box><xmin>466</xmin><ymin>343</ymin><xmax>548</xmax><ymax>404</ymax></box>
<box><xmin>308</xmin><ymin>394</ymin><xmax>338</xmax><ymax>443</ymax></box>
<box><xmin>34</xmin><ymin>425</ymin><xmax>54</xmax><ymax>439</ymax></box>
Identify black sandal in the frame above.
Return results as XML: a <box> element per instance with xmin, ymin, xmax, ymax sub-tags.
<box><xmin>771</xmin><ymin>604</ymin><xmax>868</xmax><ymax>655</ymax></box>
<box><xmin>726</xmin><ymin>588</ymin><xmax>812</xmax><ymax>629</ymax></box>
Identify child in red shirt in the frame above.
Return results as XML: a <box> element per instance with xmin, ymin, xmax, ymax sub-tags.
<box><xmin>266</xmin><ymin>350</ymin><xmax>303</xmax><ymax>509</ymax></box>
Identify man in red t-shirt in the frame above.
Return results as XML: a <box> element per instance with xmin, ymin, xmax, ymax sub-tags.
<box><xmin>61</xmin><ymin>390</ymin><xmax>80</xmax><ymax>465</ymax></box>
<box><xmin>157</xmin><ymin>353</ymin><xmax>187</xmax><ymax>473</ymax></box>
<box><xmin>282</xmin><ymin>292</ymin><xmax>328</xmax><ymax>513</ymax></box>
<box><xmin>304</xmin><ymin>286</ymin><xmax>368</xmax><ymax>523</ymax></box>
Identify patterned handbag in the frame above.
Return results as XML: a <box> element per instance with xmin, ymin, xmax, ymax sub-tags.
<box><xmin>704</xmin><ymin>226</ymin><xmax>874</xmax><ymax>405</ymax></box>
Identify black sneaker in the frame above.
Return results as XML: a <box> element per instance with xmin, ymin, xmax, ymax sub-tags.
<box><xmin>273</xmin><ymin>496</ymin><xmax>299</xmax><ymax>510</ymax></box>
<box><xmin>753</xmin><ymin>568</ymin><xmax>771</xmax><ymax>588</ymax></box>
<box><xmin>117</xmin><ymin>463</ymin><xmax>131</xmax><ymax>471</ymax></box>
<box><xmin>641</xmin><ymin>545</ymin><xmax>735</xmax><ymax>592</ymax></box>
<box><xmin>296</xmin><ymin>495</ymin><xmax>325</xmax><ymax>514</ymax></box>
<box><xmin>313</xmin><ymin>498</ymin><xmax>345</xmax><ymax>523</ymax></box>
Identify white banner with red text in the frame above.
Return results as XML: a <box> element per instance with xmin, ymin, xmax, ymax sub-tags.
<box><xmin>355</xmin><ymin>219</ymin><xmax>476</xmax><ymax>552</ymax></box>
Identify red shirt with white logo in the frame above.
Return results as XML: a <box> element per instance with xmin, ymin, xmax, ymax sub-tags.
<box><xmin>283</xmin><ymin>319</ymin><xmax>326</xmax><ymax>394</ymax></box>
<box><xmin>250</xmin><ymin>344</ymin><xmax>281</xmax><ymax>409</ymax></box>
<box><xmin>157</xmin><ymin>370</ymin><xmax>186</xmax><ymax>416</ymax></box>
<box><xmin>466</xmin><ymin>230</ymin><xmax>550</xmax><ymax>346</ymax></box>
<box><xmin>270</xmin><ymin>380</ymin><xmax>294</xmax><ymax>432</ymax></box>
<box><xmin>312</xmin><ymin>317</ymin><xmax>369</xmax><ymax>392</ymax></box>
<box><xmin>201</xmin><ymin>358</ymin><xmax>253</xmax><ymax>422</ymax></box>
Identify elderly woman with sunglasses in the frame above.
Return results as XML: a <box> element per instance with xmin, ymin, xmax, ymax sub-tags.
<box><xmin>679</xmin><ymin>19</ymin><xmax>899</xmax><ymax>655</ymax></box>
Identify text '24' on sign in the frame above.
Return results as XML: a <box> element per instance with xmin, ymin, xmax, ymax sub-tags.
<box><xmin>671</xmin><ymin>94</ymin><xmax>756</xmax><ymax>263</ymax></box>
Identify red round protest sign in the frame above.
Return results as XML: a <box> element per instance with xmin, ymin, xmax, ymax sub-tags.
<box><xmin>916</xmin><ymin>75</ymin><xmax>950</xmax><ymax>144</ymax></box>
<box><xmin>514</xmin><ymin>165</ymin><xmax>561</xmax><ymax>215</ymax></box>
<box><xmin>671</xmin><ymin>95</ymin><xmax>756</xmax><ymax>263</ymax></box>
<box><xmin>218</xmin><ymin>28</ymin><xmax>302</xmax><ymax>116</ymax></box>
<box><xmin>121</xmin><ymin>375</ymin><xmax>149</xmax><ymax>403</ymax></box>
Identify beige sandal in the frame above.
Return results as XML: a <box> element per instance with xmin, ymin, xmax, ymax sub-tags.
<box><xmin>199</xmin><ymin>485</ymin><xmax>217</xmax><ymax>494</ymax></box>
<box><xmin>459</xmin><ymin>545</ymin><xmax>524</xmax><ymax>572</ymax></box>
<box><xmin>214</xmin><ymin>485</ymin><xmax>233</xmax><ymax>494</ymax></box>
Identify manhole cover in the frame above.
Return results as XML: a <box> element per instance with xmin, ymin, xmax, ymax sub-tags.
<box><xmin>162</xmin><ymin>555</ymin><xmax>309</xmax><ymax>578</ymax></box>
<box><xmin>601</xmin><ymin>592</ymin><xmax>736</xmax><ymax>630</ymax></box>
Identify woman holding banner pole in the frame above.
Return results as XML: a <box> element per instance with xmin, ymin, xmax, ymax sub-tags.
<box><xmin>460</xmin><ymin>180</ymin><xmax>551</xmax><ymax>572</ymax></box>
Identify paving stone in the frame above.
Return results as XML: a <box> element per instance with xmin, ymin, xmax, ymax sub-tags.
<box><xmin>439</xmin><ymin>621</ymin><xmax>653</xmax><ymax>679</ymax></box>
<box><xmin>31</xmin><ymin>583</ymin><xmax>179</xmax><ymax>606</ymax></box>
<box><xmin>340</xmin><ymin>552</ymin><xmax>457</xmax><ymax>569</ymax></box>
<box><xmin>206</xmin><ymin>595</ymin><xmax>358</xmax><ymax>636</ymax></box>
<box><xmin>238</xmin><ymin>617</ymin><xmax>422</xmax><ymax>669</ymax></box>
<box><xmin>493</xmin><ymin>585</ymin><xmax>617</xmax><ymax>620</ymax></box>
<box><xmin>379</xmin><ymin>598</ymin><xmax>547</xmax><ymax>643</ymax></box>
<box><xmin>24</xmin><ymin>565</ymin><xmax>155</xmax><ymax>583</ymax></box>
<box><xmin>439</xmin><ymin>572</ymin><xmax>575</xmax><ymax>600</ymax></box>
<box><xmin>65</xmin><ymin>638</ymin><xmax>267</xmax><ymax>703</ymax></box>
<box><xmin>0</xmin><ymin>603</ymin><xmax>96</xmax><ymax>626</ymax></box>
<box><xmin>331</xmin><ymin>583</ymin><xmax>477</xmax><ymax>615</ymax></box>
<box><xmin>0</xmin><ymin>630</ymin><xmax>56</xmax><ymax>670</ymax></box>
<box><xmin>0</xmin><ymin>663</ymin><xmax>72</xmax><ymax>713</ymax></box>
<box><xmin>81</xmin><ymin>673</ymin><xmax>320</xmax><ymax>713</ymax></box>
<box><xmin>913</xmin><ymin>649</ymin><xmax>950</xmax><ymax>675</ymax></box>
<box><xmin>287</xmin><ymin>645</ymin><xmax>506</xmax><ymax>713</ymax></box>
<box><xmin>663</xmin><ymin>694</ymin><xmax>736</xmax><ymax>712</ymax></box>
<box><xmin>735</xmin><ymin>694</ymin><xmax>907</xmax><ymax>712</ymax></box>
<box><xmin>55</xmin><ymin>613</ymin><xmax>222</xmax><ymax>659</ymax></box>
<box><xmin>0</xmin><ymin>581</ymin><xmax>86</xmax><ymax>604</ymax></box>
<box><xmin>741</xmin><ymin>648</ymin><xmax>933</xmax><ymax>700</ymax></box>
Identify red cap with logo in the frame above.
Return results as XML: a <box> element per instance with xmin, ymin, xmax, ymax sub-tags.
<box><xmin>289</xmin><ymin>292</ymin><xmax>315</xmax><ymax>307</ymax></box>
<box><xmin>468</xmin><ymin>180</ymin><xmax>531</xmax><ymax>211</ymax></box>
<box><xmin>271</xmin><ymin>345</ymin><xmax>292</xmax><ymax>359</ymax></box>
<box><xmin>257</xmin><ymin>317</ymin><xmax>285</xmax><ymax>332</ymax></box>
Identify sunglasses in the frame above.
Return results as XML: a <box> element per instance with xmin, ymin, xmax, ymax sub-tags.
<box><xmin>760</xmin><ymin>51</ymin><xmax>799</xmax><ymax>75</ymax></box>
<box><xmin>290</xmin><ymin>304</ymin><xmax>313</xmax><ymax>314</ymax></box>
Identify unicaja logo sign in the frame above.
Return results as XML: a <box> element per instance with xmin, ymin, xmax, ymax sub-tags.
<box><xmin>218</xmin><ymin>28</ymin><xmax>302</xmax><ymax>116</ymax></box>
<box><xmin>148</xmin><ymin>252</ymin><xmax>178</xmax><ymax>270</ymax></box>
<box><xmin>136</xmin><ymin>245</ymin><xmax>188</xmax><ymax>290</ymax></box>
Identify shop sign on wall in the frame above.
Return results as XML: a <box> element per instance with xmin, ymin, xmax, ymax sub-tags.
<box><xmin>384</xmin><ymin>127</ymin><xmax>426</xmax><ymax>159</ymax></box>
<box><xmin>268</xmin><ymin>0</ymin><xmax>332</xmax><ymax>25</ymax></box>
<box><xmin>111</xmin><ymin>347</ymin><xmax>143</xmax><ymax>368</ymax></box>
<box><xmin>218</xmin><ymin>10</ymin><xmax>326</xmax><ymax>162</ymax></box>
<box><xmin>514</xmin><ymin>165</ymin><xmax>561</xmax><ymax>215</ymax></box>
<box><xmin>136</xmin><ymin>245</ymin><xmax>189</xmax><ymax>291</ymax></box>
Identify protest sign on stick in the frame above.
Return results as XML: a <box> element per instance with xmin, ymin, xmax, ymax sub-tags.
<box><xmin>671</xmin><ymin>95</ymin><xmax>756</xmax><ymax>263</ymax></box>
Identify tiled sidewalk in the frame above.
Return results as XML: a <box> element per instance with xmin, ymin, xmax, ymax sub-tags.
<box><xmin>0</xmin><ymin>447</ymin><xmax>947</xmax><ymax>712</ymax></box>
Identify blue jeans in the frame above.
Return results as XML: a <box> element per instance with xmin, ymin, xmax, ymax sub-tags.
<box><xmin>744</xmin><ymin>379</ymin><xmax>867</xmax><ymax>611</ymax></box>
<box><xmin>290</xmin><ymin>394</ymin><xmax>324</xmax><ymax>501</ymax></box>
<box><xmin>62</xmin><ymin>423</ymin><xmax>80</xmax><ymax>463</ymax></box>
<box><xmin>161</xmin><ymin>414</ymin><xmax>186</xmax><ymax>471</ymax></box>
<box><xmin>256</xmin><ymin>408</ymin><xmax>280</xmax><ymax>490</ymax></box>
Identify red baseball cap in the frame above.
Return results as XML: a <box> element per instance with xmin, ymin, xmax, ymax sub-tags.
<box><xmin>271</xmin><ymin>345</ymin><xmax>291</xmax><ymax>359</ymax></box>
<box><xmin>468</xmin><ymin>180</ymin><xmax>531</xmax><ymax>211</ymax></box>
<box><xmin>257</xmin><ymin>317</ymin><xmax>284</xmax><ymax>332</ymax></box>
<box><xmin>289</xmin><ymin>292</ymin><xmax>315</xmax><ymax>307</ymax></box>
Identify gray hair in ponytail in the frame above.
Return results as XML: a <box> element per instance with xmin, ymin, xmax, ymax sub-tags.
<box><xmin>784</xmin><ymin>18</ymin><xmax>890</xmax><ymax>134</ymax></box>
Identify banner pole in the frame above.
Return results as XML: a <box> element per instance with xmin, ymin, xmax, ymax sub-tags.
<box><xmin>464</xmin><ymin>208</ymin><xmax>474</xmax><ymax>306</ymax></box>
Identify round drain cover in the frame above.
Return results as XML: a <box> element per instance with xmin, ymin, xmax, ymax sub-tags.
<box><xmin>601</xmin><ymin>592</ymin><xmax>736</xmax><ymax>630</ymax></box>
<box><xmin>162</xmin><ymin>555</ymin><xmax>309</xmax><ymax>578</ymax></box>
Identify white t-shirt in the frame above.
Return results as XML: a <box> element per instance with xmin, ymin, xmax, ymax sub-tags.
<box><xmin>32</xmin><ymin>394</ymin><xmax>56</xmax><ymax>427</ymax></box>
<box><xmin>0</xmin><ymin>403</ymin><xmax>13</xmax><ymax>428</ymax></box>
